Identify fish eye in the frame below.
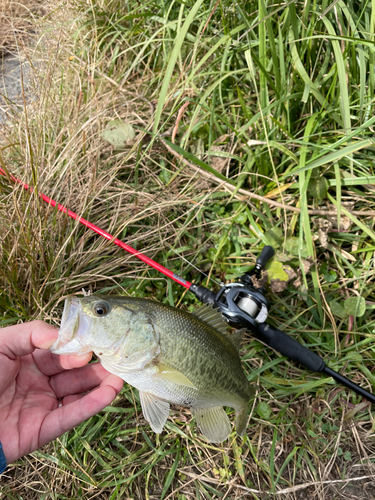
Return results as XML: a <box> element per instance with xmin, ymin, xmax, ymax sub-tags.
<box><xmin>93</xmin><ymin>301</ymin><xmax>111</xmax><ymax>317</ymax></box>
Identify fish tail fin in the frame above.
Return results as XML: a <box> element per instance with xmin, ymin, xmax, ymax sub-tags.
<box><xmin>235</xmin><ymin>406</ymin><xmax>248</xmax><ymax>437</ymax></box>
<box><xmin>236</xmin><ymin>382</ymin><xmax>254</xmax><ymax>436</ymax></box>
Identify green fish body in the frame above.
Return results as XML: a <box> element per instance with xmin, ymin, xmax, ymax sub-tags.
<box><xmin>50</xmin><ymin>295</ymin><xmax>254</xmax><ymax>442</ymax></box>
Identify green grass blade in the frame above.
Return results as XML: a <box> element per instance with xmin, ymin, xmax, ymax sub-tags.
<box><xmin>152</xmin><ymin>0</ymin><xmax>205</xmax><ymax>134</ymax></box>
<box><xmin>163</xmin><ymin>139</ymin><xmax>236</xmax><ymax>185</ymax></box>
<box><xmin>284</xmin><ymin>139</ymin><xmax>374</xmax><ymax>177</ymax></box>
<box><xmin>321</xmin><ymin>17</ymin><xmax>352</xmax><ymax>139</ymax></box>
<box><xmin>160</xmin><ymin>445</ymin><xmax>180</xmax><ymax>500</ymax></box>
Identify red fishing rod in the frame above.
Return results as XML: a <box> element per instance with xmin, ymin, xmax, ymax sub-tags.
<box><xmin>2</xmin><ymin>166</ymin><xmax>375</xmax><ymax>405</ymax></box>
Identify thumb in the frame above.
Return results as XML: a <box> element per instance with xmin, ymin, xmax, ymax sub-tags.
<box><xmin>0</xmin><ymin>320</ymin><xmax>58</xmax><ymax>358</ymax></box>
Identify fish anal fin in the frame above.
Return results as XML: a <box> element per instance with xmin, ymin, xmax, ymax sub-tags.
<box><xmin>139</xmin><ymin>391</ymin><xmax>170</xmax><ymax>434</ymax></box>
<box><xmin>192</xmin><ymin>406</ymin><xmax>231</xmax><ymax>443</ymax></box>
<box><xmin>154</xmin><ymin>362</ymin><xmax>197</xmax><ymax>388</ymax></box>
<box><xmin>192</xmin><ymin>305</ymin><xmax>228</xmax><ymax>334</ymax></box>
<box><xmin>223</xmin><ymin>328</ymin><xmax>246</xmax><ymax>351</ymax></box>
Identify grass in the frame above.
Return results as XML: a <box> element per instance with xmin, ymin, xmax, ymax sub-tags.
<box><xmin>0</xmin><ymin>0</ymin><xmax>43</xmax><ymax>54</ymax></box>
<box><xmin>2</xmin><ymin>0</ymin><xmax>375</xmax><ymax>498</ymax></box>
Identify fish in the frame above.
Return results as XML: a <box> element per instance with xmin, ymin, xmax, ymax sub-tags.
<box><xmin>50</xmin><ymin>295</ymin><xmax>254</xmax><ymax>442</ymax></box>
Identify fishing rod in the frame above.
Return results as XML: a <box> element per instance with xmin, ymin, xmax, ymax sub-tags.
<box><xmin>1</xmin><ymin>166</ymin><xmax>375</xmax><ymax>405</ymax></box>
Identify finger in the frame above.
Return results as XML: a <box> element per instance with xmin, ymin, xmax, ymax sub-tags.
<box><xmin>33</xmin><ymin>348</ymin><xmax>93</xmax><ymax>376</ymax></box>
<box><xmin>0</xmin><ymin>321</ymin><xmax>59</xmax><ymax>359</ymax></box>
<box><xmin>58</xmin><ymin>353</ymin><xmax>93</xmax><ymax>370</ymax></box>
<box><xmin>60</xmin><ymin>394</ymin><xmax>85</xmax><ymax>406</ymax></box>
<box><xmin>39</xmin><ymin>374</ymin><xmax>123</xmax><ymax>447</ymax></box>
<box><xmin>49</xmin><ymin>362</ymin><xmax>113</xmax><ymax>398</ymax></box>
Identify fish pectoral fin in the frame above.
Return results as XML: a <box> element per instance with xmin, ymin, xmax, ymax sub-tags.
<box><xmin>139</xmin><ymin>392</ymin><xmax>170</xmax><ymax>434</ymax></box>
<box><xmin>191</xmin><ymin>407</ymin><xmax>231</xmax><ymax>443</ymax></box>
<box><xmin>154</xmin><ymin>362</ymin><xmax>197</xmax><ymax>389</ymax></box>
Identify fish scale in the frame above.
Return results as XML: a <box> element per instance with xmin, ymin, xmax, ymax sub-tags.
<box><xmin>50</xmin><ymin>295</ymin><xmax>254</xmax><ymax>442</ymax></box>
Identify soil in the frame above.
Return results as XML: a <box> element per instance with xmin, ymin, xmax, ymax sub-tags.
<box><xmin>0</xmin><ymin>53</ymin><xmax>32</xmax><ymax>123</ymax></box>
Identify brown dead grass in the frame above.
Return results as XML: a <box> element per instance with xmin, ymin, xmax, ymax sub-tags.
<box><xmin>0</xmin><ymin>0</ymin><xmax>220</xmax><ymax>319</ymax></box>
<box><xmin>0</xmin><ymin>0</ymin><xmax>44</xmax><ymax>53</ymax></box>
<box><xmin>2</xmin><ymin>1</ymin><xmax>375</xmax><ymax>500</ymax></box>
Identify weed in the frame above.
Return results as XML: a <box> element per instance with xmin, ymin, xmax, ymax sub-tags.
<box><xmin>2</xmin><ymin>0</ymin><xmax>375</xmax><ymax>498</ymax></box>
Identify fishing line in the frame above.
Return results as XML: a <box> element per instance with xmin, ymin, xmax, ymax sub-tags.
<box><xmin>163</xmin><ymin>242</ymin><xmax>223</xmax><ymax>287</ymax></box>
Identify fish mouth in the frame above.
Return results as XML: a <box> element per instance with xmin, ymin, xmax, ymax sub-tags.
<box><xmin>50</xmin><ymin>297</ymin><xmax>93</xmax><ymax>356</ymax></box>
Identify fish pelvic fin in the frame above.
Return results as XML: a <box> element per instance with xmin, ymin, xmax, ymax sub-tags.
<box><xmin>192</xmin><ymin>406</ymin><xmax>231</xmax><ymax>443</ymax></box>
<box><xmin>235</xmin><ymin>406</ymin><xmax>248</xmax><ymax>437</ymax></box>
<box><xmin>139</xmin><ymin>391</ymin><xmax>170</xmax><ymax>434</ymax></box>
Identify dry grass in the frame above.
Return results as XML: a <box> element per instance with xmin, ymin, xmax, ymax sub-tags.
<box><xmin>0</xmin><ymin>0</ymin><xmax>43</xmax><ymax>53</ymax></box>
<box><xmin>0</xmin><ymin>0</ymin><xmax>219</xmax><ymax>320</ymax></box>
<box><xmin>2</xmin><ymin>0</ymin><xmax>375</xmax><ymax>499</ymax></box>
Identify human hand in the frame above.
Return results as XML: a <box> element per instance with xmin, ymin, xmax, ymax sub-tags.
<box><xmin>0</xmin><ymin>320</ymin><xmax>124</xmax><ymax>465</ymax></box>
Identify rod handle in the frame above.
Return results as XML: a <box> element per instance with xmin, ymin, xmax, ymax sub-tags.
<box><xmin>256</xmin><ymin>323</ymin><xmax>375</xmax><ymax>405</ymax></box>
<box><xmin>256</xmin><ymin>323</ymin><xmax>326</xmax><ymax>372</ymax></box>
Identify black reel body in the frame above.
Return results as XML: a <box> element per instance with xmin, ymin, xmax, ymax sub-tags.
<box><xmin>213</xmin><ymin>283</ymin><xmax>269</xmax><ymax>329</ymax></box>
<box><xmin>190</xmin><ymin>245</ymin><xmax>274</xmax><ymax>329</ymax></box>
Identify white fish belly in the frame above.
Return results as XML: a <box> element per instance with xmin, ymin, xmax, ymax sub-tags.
<box><xmin>101</xmin><ymin>360</ymin><xmax>233</xmax><ymax>409</ymax></box>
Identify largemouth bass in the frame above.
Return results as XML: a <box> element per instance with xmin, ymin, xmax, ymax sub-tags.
<box><xmin>50</xmin><ymin>295</ymin><xmax>254</xmax><ymax>442</ymax></box>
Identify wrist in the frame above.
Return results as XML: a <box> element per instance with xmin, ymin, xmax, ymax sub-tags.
<box><xmin>0</xmin><ymin>441</ymin><xmax>6</xmax><ymax>473</ymax></box>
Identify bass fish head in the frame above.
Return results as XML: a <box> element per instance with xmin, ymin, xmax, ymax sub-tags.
<box><xmin>50</xmin><ymin>295</ymin><xmax>160</xmax><ymax>371</ymax></box>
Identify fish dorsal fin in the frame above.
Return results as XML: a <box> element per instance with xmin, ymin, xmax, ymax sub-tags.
<box><xmin>222</xmin><ymin>328</ymin><xmax>246</xmax><ymax>352</ymax></box>
<box><xmin>139</xmin><ymin>391</ymin><xmax>170</xmax><ymax>434</ymax></box>
<box><xmin>191</xmin><ymin>406</ymin><xmax>231</xmax><ymax>443</ymax></box>
<box><xmin>192</xmin><ymin>304</ymin><xmax>228</xmax><ymax>334</ymax></box>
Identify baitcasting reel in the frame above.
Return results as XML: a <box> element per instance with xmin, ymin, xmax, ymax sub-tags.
<box><xmin>190</xmin><ymin>246</ymin><xmax>274</xmax><ymax>329</ymax></box>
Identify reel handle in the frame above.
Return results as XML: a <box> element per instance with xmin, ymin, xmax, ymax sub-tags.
<box><xmin>254</xmin><ymin>245</ymin><xmax>274</xmax><ymax>276</ymax></box>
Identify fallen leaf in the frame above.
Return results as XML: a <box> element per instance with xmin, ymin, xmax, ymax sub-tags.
<box><xmin>301</xmin><ymin>259</ymin><xmax>313</xmax><ymax>273</ymax></box>
<box><xmin>264</xmin><ymin>183</ymin><xmax>295</xmax><ymax>199</ymax></box>
<box><xmin>251</xmin><ymin>271</ymin><xmax>269</xmax><ymax>288</ymax></box>
<box><xmin>330</xmin><ymin>243</ymin><xmax>356</xmax><ymax>262</ymax></box>
<box><xmin>267</xmin><ymin>259</ymin><xmax>297</xmax><ymax>293</ymax></box>
<box><xmin>101</xmin><ymin>119</ymin><xmax>135</xmax><ymax>149</ymax></box>
<box><xmin>293</xmin><ymin>275</ymin><xmax>302</xmax><ymax>288</ymax></box>
<box><xmin>313</xmin><ymin>218</ymin><xmax>333</xmax><ymax>248</ymax></box>
<box><xmin>327</xmin><ymin>214</ymin><xmax>352</xmax><ymax>231</ymax></box>
<box><xmin>208</xmin><ymin>145</ymin><xmax>227</xmax><ymax>173</ymax></box>
<box><xmin>293</xmin><ymin>259</ymin><xmax>313</xmax><ymax>288</ymax></box>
